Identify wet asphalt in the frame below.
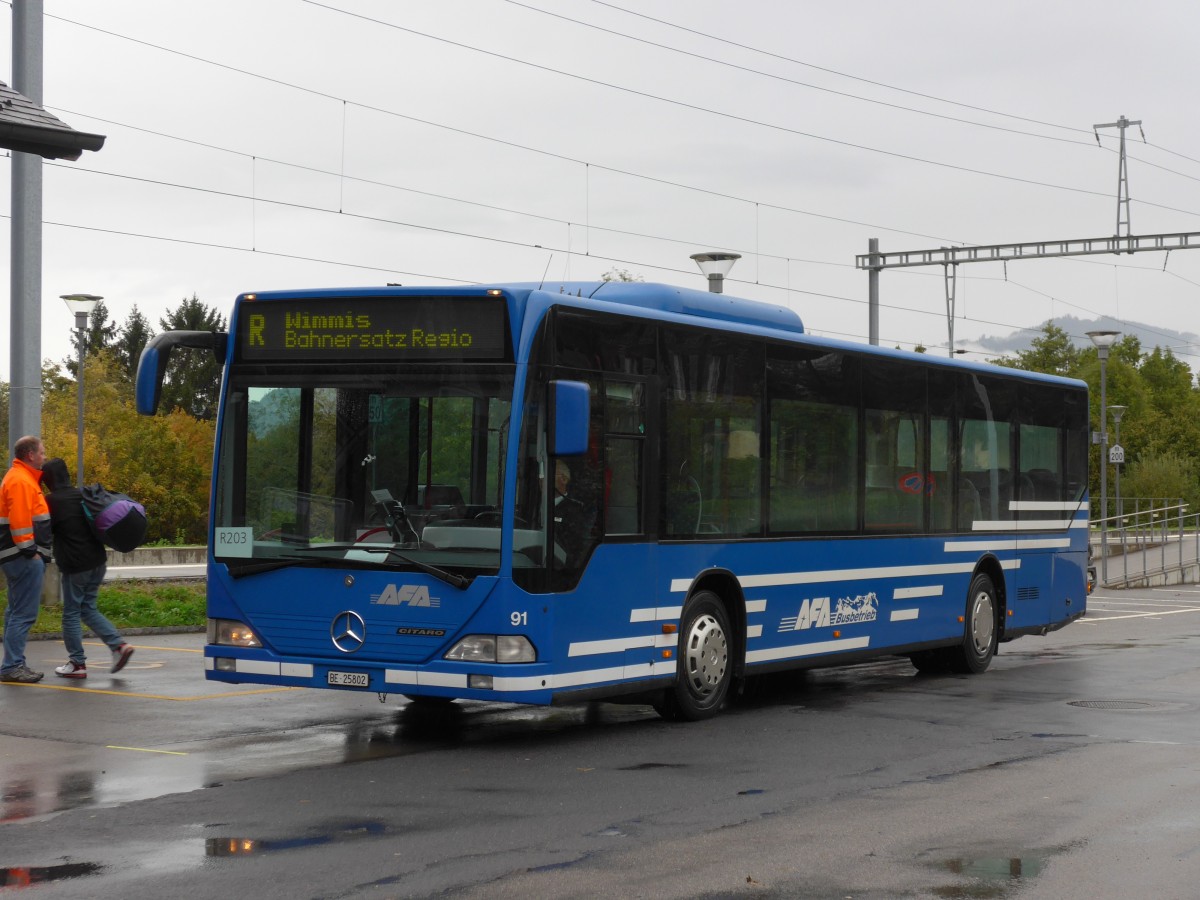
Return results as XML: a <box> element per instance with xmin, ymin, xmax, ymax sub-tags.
<box><xmin>3</xmin><ymin>585</ymin><xmax>1200</xmax><ymax>898</ymax></box>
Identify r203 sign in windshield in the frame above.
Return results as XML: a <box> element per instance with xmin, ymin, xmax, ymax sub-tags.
<box><xmin>236</xmin><ymin>295</ymin><xmax>510</xmax><ymax>362</ymax></box>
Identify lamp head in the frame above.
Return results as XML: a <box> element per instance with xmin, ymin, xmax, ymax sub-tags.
<box><xmin>1086</xmin><ymin>329</ymin><xmax>1120</xmax><ymax>349</ymax></box>
<box><xmin>61</xmin><ymin>294</ymin><xmax>103</xmax><ymax>330</ymax></box>
<box><xmin>690</xmin><ymin>252</ymin><xmax>740</xmax><ymax>294</ymax></box>
<box><xmin>690</xmin><ymin>252</ymin><xmax>741</xmax><ymax>278</ymax></box>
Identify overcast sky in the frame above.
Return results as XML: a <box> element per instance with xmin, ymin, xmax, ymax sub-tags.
<box><xmin>4</xmin><ymin>0</ymin><xmax>1200</xmax><ymax>377</ymax></box>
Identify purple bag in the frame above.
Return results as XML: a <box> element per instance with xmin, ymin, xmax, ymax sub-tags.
<box><xmin>80</xmin><ymin>484</ymin><xmax>148</xmax><ymax>552</ymax></box>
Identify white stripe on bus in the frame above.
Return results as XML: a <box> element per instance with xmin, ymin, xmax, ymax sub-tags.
<box><xmin>746</xmin><ymin>635</ymin><xmax>870</xmax><ymax>664</ymax></box>
<box><xmin>945</xmin><ymin>538</ymin><xmax>1071</xmax><ymax>552</ymax></box>
<box><xmin>569</xmin><ymin>633</ymin><xmax>677</xmax><ymax>657</ymax></box>
<box><xmin>671</xmin><ymin>559</ymin><xmax>1019</xmax><ymax>594</ymax></box>
<box><xmin>1009</xmin><ymin>501</ymin><xmax>1088</xmax><ymax>511</ymax></box>
<box><xmin>893</xmin><ymin>585</ymin><xmax>943</xmax><ymax>599</ymax></box>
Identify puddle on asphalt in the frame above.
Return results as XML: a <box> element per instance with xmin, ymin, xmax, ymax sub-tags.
<box><xmin>205</xmin><ymin>821</ymin><xmax>387</xmax><ymax>857</ymax></box>
<box><xmin>934</xmin><ymin>855</ymin><xmax>1044</xmax><ymax>897</ymax></box>
<box><xmin>0</xmin><ymin>701</ymin><xmax>656</xmax><ymax>824</ymax></box>
<box><xmin>927</xmin><ymin>844</ymin><xmax>1080</xmax><ymax>898</ymax></box>
<box><xmin>0</xmin><ymin>862</ymin><xmax>104</xmax><ymax>888</ymax></box>
<box><xmin>1</xmin><ymin>823</ymin><xmax>389</xmax><ymax>887</ymax></box>
<box><xmin>618</xmin><ymin>762</ymin><xmax>685</xmax><ymax>771</ymax></box>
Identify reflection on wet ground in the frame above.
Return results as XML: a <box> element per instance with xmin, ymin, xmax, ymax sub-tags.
<box><xmin>1</xmin><ymin>771</ymin><xmax>98</xmax><ymax>825</ymax></box>
<box><xmin>0</xmin><ymin>825</ymin><xmax>392</xmax><ymax>888</ymax></box>
<box><xmin>933</xmin><ymin>855</ymin><xmax>1045</xmax><ymax>898</ymax></box>
<box><xmin>205</xmin><ymin>821</ymin><xmax>386</xmax><ymax>856</ymax></box>
<box><xmin>0</xmin><ymin>862</ymin><xmax>103</xmax><ymax>889</ymax></box>
<box><xmin>0</xmin><ymin>699</ymin><xmax>658</xmax><ymax>825</ymax></box>
<box><xmin>921</xmin><ymin>842</ymin><xmax>1082</xmax><ymax>899</ymax></box>
<box><xmin>0</xmin><ymin>647</ymin><xmax>1138</xmax><ymax>828</ymax></box>
<box><xmin>0</xmin><ymin>660</ymin><xmax>924</xmax><ymax>827</ymax></box>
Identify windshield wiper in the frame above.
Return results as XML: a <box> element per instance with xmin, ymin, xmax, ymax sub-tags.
<box><xmin>379</xmin><ymin>549</ymin><xmax>472</xmax><ymax>592</ymax></box>
<box><xmin>227</xmin><ymin>553</ymin><xmax>358</xmax><ymax>578</ymax></box>
<box><xmin>226</xmin><ymin>545</ymin><xmax>471</xmax><ymax>588</ymax></box>
<box><xmin>297</xmin><ymin>543</ymin><xmax>471</xmax><ymax>589</ymax></box>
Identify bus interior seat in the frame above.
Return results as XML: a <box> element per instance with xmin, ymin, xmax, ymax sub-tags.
<box><xmin>957</xmin><ymin>477</ymin><xmax>982</xmax><ymax>528</ymax></box>
<box><xmin>1016</xmin><ymin>473</ymin><xmax>1037</xmax><ymax>502</ymax></box>
<box><xmin>414</xmin><ymin>484</ymin><xmax>466</xmax><ymax>519</ymax></box>
<box><xmin>1026</xmin><ymin>468</ymin><xmax>1058</xmax><ymax>500</ymax></box>
<box><xmin>665</xmin><ymin>491</ymin><xmax>701</xmax><ymax>535</ymax></box>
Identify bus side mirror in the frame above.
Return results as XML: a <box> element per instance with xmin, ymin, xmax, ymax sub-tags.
<box><xmin>136</xmin><ymin>330</ymin><xmax>228</xmax><ymax>415</ymax></box>
<box><xmin>549</xmin><ymin>380</ymin><xmax>590</xmax><ymax>456</ymax></box>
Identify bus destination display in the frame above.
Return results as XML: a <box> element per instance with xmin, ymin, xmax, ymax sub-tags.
<box><xmin>238</xmin><ymin>296</ymin><xmax>508</xmax><ymax>361</ymax></box>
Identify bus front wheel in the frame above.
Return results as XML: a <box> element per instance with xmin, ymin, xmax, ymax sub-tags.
<box><xmin>655</xmin><ymin>591</ymin><xmax>732</xmax><ymax>721</ymax></box>
<box><xmin>948</xmin><ymin>572</ymin><xmax>998</xmax><ymax>674</ymax></box>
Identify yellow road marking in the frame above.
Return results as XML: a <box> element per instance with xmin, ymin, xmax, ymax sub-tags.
<box><xmin>81</xmin><ymin>640</ymin><xmax>203</xmax><ymax>653</ymax></box>
<box><xmin>107</xmin><ymin>745</ymin><xmax>189</xmax><ymax>756</ymax></box>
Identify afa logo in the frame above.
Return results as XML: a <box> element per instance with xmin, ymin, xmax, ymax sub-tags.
<box><xmin>372</xmin><ymin>584</ymin><xmax>441</xmax><ymax>608</ymax></box>
<box><xmin>779</xmin><ymin>592</ymin><xmax>878</xmax><ymax>632</ymax></box>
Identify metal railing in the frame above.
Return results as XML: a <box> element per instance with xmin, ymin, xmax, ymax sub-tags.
<box><xmin>1093</xmin><ymin>498</ymin><xmax>1200</xmax><ymax>588</ymax></box>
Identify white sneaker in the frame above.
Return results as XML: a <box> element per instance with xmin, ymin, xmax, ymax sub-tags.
<box><xmin>111</xmin><ymin>644</ymin><xmax>135</xmax><ymax>674</ymax></box>
<box><xmin>55</xmin><ymin>661</ymin><xmax>87</xmax><ymax>679</ymax></box>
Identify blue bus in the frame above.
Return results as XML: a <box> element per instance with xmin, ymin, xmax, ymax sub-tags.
<box><xmin>136</xmin><ymin>281</ymin><xmax>1090</xmax><ymax>720</ymax></box>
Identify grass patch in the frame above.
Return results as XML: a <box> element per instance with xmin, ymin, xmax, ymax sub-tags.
<box><xmin>1</xmin><ymin>581</ymin><xmax>206</xmax><ymax>636</ymax></box>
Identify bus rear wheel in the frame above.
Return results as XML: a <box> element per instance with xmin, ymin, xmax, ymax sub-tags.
<box><xmin>654</xmin><ymin>591</ymin><xmax>732</xmax><ymax>721</ymax></box>
<box><xmin>948</xmin><ymin>572</ymin><xmax>998</xmax><ymax>674</ymax></box>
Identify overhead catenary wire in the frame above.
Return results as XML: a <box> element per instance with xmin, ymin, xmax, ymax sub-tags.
<box><xmin>582</xmin><ymin>0</ymin><xmax>1200</xmax><ymax>178</ymax></box>
<box><xmin>46</xmin><ymin>106</ymin><xmax>1200</xmax><ymax>288</ymax></box>
<box><xmin>499</xmin><ymin>0</ymin><xmax>1096</xmax><ymax>149</ymax></box>
<box><xmin>9</xmin><ymin>155</ymin><xmax>1194</xmax><ymax>366</ymax></box>
<box><xmin>41</xmin><ymin>9</ymin><xmax>1200</xmax><ymax>230</ymax></box>
<box><xmin>295</xmin><ymin>0</ymin><xmax>1134</xmax><ymax>203</ymax></box>
<box><xmin>12</xmin><ymin>3</ymin><xmax>1200</xmax><ymax>365</ymax></box>
<box><xmin>569</xmin><ymin>0</ymin><xmax>1200</xmax><ymax>182</ymax></box>
<box><xmin>39</xmin><ymin>4</ymin><xmax>1167</xmax><ymax>211</ymax></box>
<box><xmin>19</xmin><ymin>122</ymin><xmax>1197</xmax><ymax>361</ymax></box>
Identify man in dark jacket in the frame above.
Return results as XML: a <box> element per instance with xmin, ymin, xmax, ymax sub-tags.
<box><xmin>42</xmin><ymin>458</ymin><xmax>134</xmax><ymax>679</ymax></box>
<box><xmin>0</xmin><ymin>435</ymin><xmax>51</xmax><ymax>683</ymax></box>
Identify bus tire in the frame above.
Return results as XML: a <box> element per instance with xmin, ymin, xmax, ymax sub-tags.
<box><xmin>654</xmin><ymin>591</ymin><xmax>732</xmax><ymax>721</ymax></box>
<box><xmin>948</xmin><ymin>572</ymin><xmax>998</xmax><ymax>674</ymax></box>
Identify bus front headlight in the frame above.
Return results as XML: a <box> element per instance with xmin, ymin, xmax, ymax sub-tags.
<box><xmin>444</xmin><ymin>634</ymin><xmax>535</xmax><ymax>663</ymax></box>
<box><xmin>208</xmin><ymin>618</ymin><xmax>262</xmax><ymax>648</ymax></box>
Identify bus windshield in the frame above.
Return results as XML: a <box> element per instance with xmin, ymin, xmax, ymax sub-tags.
<box><xmin>212</xmin><ymin>363</ymin><xmax>514</xmax><ymax>580</ymax></box>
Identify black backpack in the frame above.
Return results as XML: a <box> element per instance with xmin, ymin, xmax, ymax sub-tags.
<box><xmin>80</xmin><ymin>484</ymin><xmax>149</xmax><ymax>552</ymax></box>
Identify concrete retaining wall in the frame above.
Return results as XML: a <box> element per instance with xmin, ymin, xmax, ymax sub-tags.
<box><xmin>106</xmin><ymin>545</ymin><xmax>207</xmax><ymax>566</ymax></box>
<box><xmin>40</xmin><ymin>546</ymin><xmax>208</xmax><ymax>605</ymax></box>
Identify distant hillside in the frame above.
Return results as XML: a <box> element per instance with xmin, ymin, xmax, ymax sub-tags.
<box><xmin>973</xmin><ymin>315</ymin><xmax>1199</xmax><ymax>360</ymax></box>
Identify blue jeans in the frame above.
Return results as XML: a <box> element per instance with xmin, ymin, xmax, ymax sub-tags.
<box><xmin>60</xmin><ymin>563</ymin><xmax>122</xmax><ymax>665</ymax></box>
<box><xmin>2</xmin><ymin>554</ymin><xmax>45</xmax><ymax>673</ymax></box>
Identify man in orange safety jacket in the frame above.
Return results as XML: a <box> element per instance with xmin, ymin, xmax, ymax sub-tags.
<box><xmin>1</xmin><ymin>435</ymin><xmax>51</xmax><ymax>683</ymax></box>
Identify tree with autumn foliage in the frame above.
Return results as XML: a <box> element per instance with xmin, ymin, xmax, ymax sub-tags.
<box><xmin>40</xmin><ymin>351</ymin><xmax>215</xmax><ymax>545</ymax></box>
<box><xmin>993</xmin><ymin>322</ymin><xmax>1200</xmax><ymax>513</ymax></box>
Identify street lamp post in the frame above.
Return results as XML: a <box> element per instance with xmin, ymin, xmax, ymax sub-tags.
<box><xmin>61</xmin><ymin>294</ymin><xmax>102</xmax><ymax>488</ymax></box>
<box><xmin>1109</xmin><ymin>405</ymin><xmax>1127</xmax><ymax>527</ymax></box>
<box><xmin>1087</xmin><ymin>329</ymin><xmax>1120</xmax><ymax>586</ymax></box>
<box><xmin>690</xmin><ymin>252</ymin><xmax>741</xmax><ymax>294</ymax></box>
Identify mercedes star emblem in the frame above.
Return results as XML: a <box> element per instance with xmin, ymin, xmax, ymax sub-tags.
<box><xmin>330</xmin><ymin>610</ymin><xmax>366</xmax><ymax>653</ymax></box>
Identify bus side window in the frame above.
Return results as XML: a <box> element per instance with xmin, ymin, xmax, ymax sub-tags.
<box><xmin>929</xmin><ymin>415</ymin><xmax>953</xmax><ymax>532</ymax></box>
<box><xmin>604</xmin><ymin>381</ymin><xmax>645</xmax><ymax>535</ymax></box>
